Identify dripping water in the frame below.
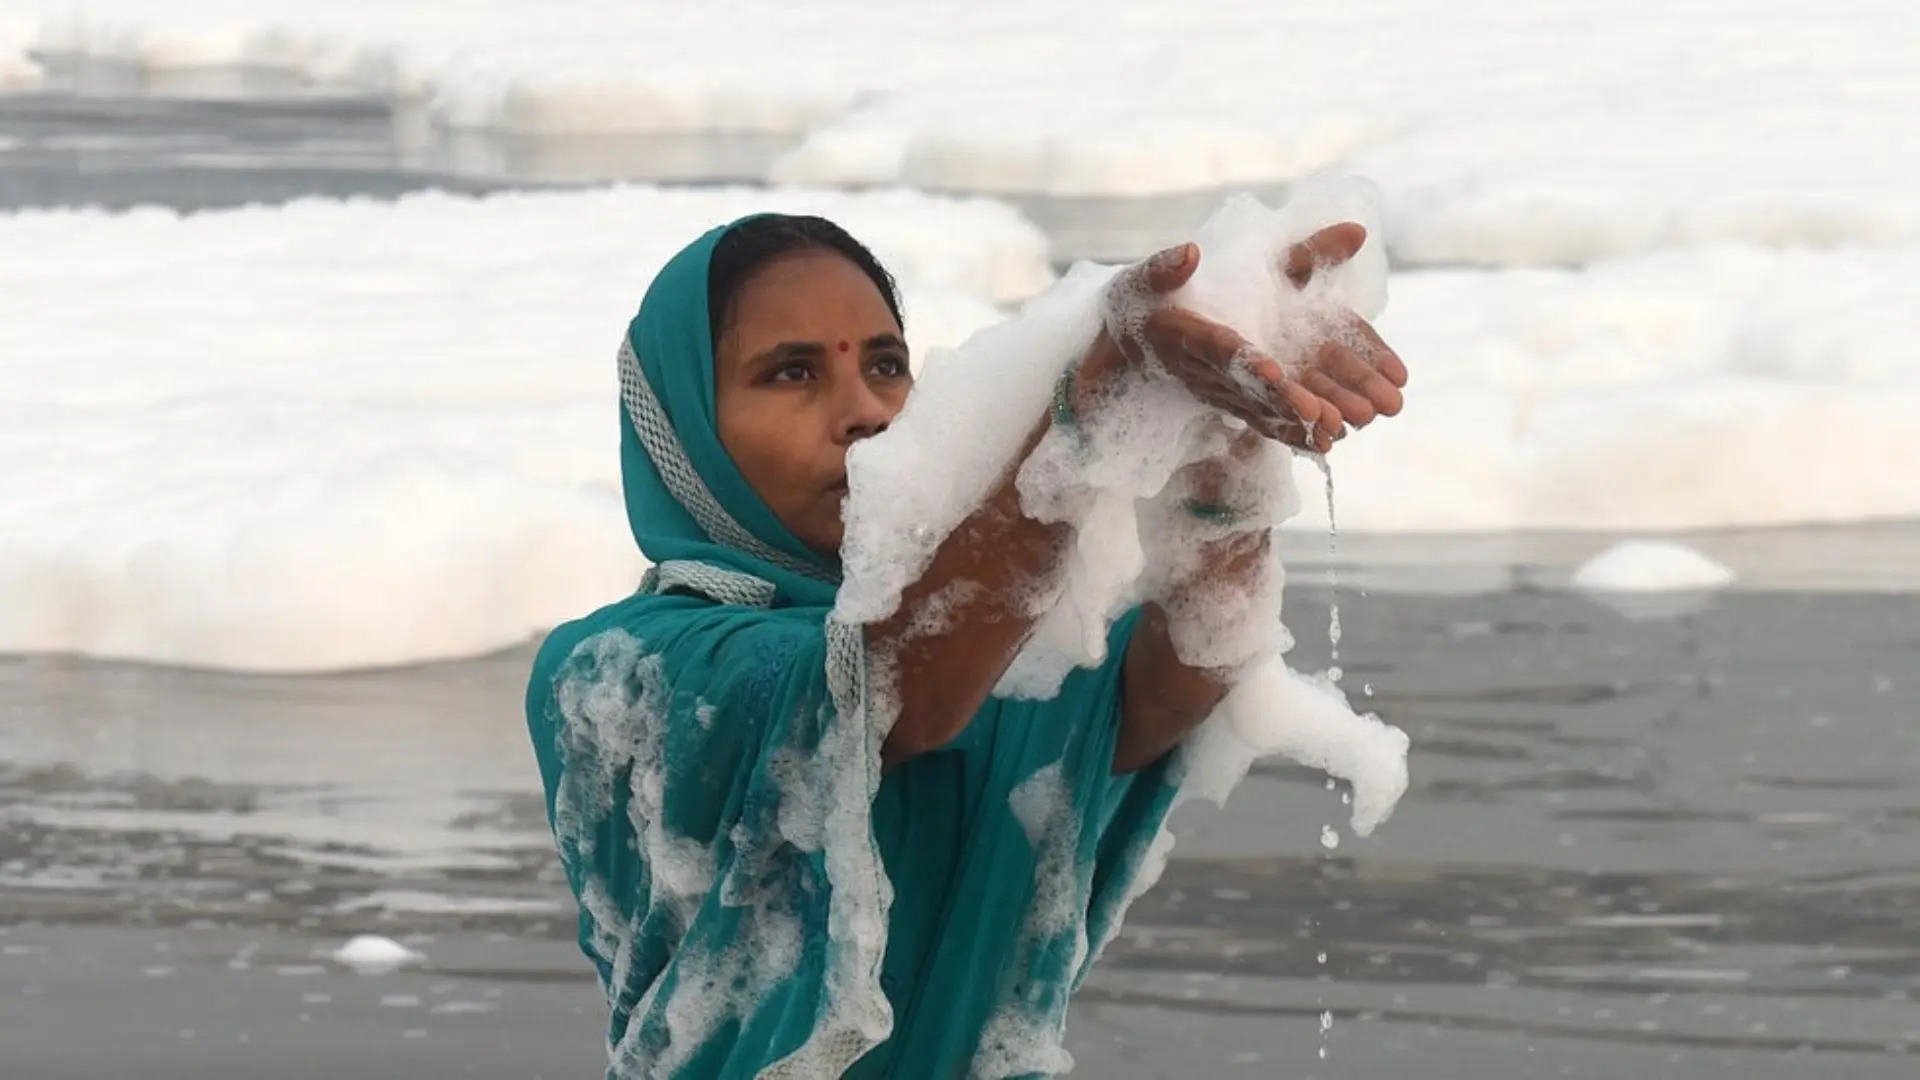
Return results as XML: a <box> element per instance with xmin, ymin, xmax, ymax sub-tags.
<box><xmin>1309</xmin><ymin>451</ymin><xmax>1342</xmax><ymax>682</ymax></box>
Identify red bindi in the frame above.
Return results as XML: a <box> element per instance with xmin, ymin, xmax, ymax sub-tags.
<box><xmin>836</xmin><ymin>340</ymin><xmax>850</xmax><ymax>353</ymax></box>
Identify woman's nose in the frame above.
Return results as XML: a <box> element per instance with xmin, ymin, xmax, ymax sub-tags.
<box><xmin>834</xmin><ymin>375</ymin><xmax>893</xmax><ymax>445</ymax></box>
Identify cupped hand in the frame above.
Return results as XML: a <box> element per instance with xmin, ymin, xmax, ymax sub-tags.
<box><xmin>1098</xmin><ymin>223</ymin><xmax>1409</xmax><ymax>454</ymax></box>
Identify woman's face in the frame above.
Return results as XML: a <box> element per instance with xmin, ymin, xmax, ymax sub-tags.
<box><xmin>713</xmin><ymin>249</ymin><xmax>912</xmax><ymax>558</ymax></box>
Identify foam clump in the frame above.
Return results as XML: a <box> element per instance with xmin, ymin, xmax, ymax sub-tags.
<box><xmin>1571</xmin><ymin>540</ymin><xmax>1736</xmax><ymax>593</ymax></box>
<box><xmin>330</xmin><ymin>934</ymin><xmax>424</xmax><ymax>975</ymax></box>
<box><xmin>839</xmin><ymin>180</ymin><xmax>1411</xmax><ymax>836</ymax></box>
<box><xmin>838</xmin><ymin>180</ymin><xmax>1414</xmax><ymax>1068</ymax></box>
<box><xmin>1209</xmin><ymin>662</ymin><xmax>1409</xmax><ymax>836</ymax></box>
<box><xmin>1168</xmin><ymin>178</ymin><xmax>1389</xmax><ymax>350</ymax></box>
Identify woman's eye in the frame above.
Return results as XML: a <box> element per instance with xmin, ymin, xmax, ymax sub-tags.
<box><xmin>873</xmin><ymin>355</ymin><xmax>910</xmax><ymax>379</ymax></box>
<box><xmin>769</xmin><ymin>360</ymin><xmax>814</xmax><ymax>383</ymax></box>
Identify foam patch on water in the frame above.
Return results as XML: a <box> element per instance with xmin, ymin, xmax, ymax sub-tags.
<box><xmin>329</xmin><ymin>934</ymin><xmax>424</xmax><ymax>975</ymax></box>
<box><xmin>1571</xmin><ymin>540</ymin><xmax>1736</xmax><ymax>593</ymax></box>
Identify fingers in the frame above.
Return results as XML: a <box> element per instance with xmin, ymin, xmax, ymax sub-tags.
<box><xmin>1143</xmin><ymin>306</ymin><xmax>1372</xmax><ymax>448</ymax></box>
<box><xmin>1285</xmin><ymin>222</ymin><xmax>1368</xmax><ymax>288</ymax></box>
<box><xmin>1142</xmin><ymin>242</ymin><xmax>1199</xmax><ymax>294</ymax></box>
<box><xmin>1142</xmin><ymin>305</ymin><xmax>1251</xmax><ymax>369</ymax></box>
<box><xmin>1343</xmin><ymin>315</ymin><xmax>1409</xmax><ymax>389</ymax></box>
<box><xmin>1277</xmin><ymin>381</ymin><xmax>1343</xmax><ymax>451</ymax></box>
<box><xmin>1210</xmin><ymin>362</ymin><xmax>1340</xmax><ymax>452</ymax></box>
<box><xmin>1301</xmin><ymin>369</ymin><xmax>1379</xmax><ymax>428</ymax></box>
<box><xmin>1310</xmin><ymin>337</ymin><xmax>1404</xmax><ymax>423</ymax></box>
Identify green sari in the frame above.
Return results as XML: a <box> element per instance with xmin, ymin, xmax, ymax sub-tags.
<box><xmin>525</xmin><ymin>217</ymin><xmax>1181</xmax><ymax>1079</ymax></box>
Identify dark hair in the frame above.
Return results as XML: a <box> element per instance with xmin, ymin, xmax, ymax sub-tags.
<box><xmin>707</xmin><ymin>214</ymin><xmax>905</xmax><ymax>346</ymax></box>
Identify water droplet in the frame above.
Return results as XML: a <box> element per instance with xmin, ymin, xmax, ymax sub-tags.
<box><xmin>1321</xmin><ymin>825</ymin><xmax>1341</xmax><ymax>851</ymax></box>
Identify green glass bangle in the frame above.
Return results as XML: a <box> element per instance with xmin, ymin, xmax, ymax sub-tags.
<box><xmin>1181</xmin><ymin>498</ymin><xmax>1259</xmax><ymax>527</ymax></box>
<box><xmin>1051</xmin><ymin>363</ymin><xmax>1080</xmax><ymax>432</ymax></box>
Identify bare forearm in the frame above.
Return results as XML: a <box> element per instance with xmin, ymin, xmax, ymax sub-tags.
<box><xmin>1113</xmin><ymin>526</ymin><xmax>1270</xmax><ymax>773</ymax></box>
<box><xmin>870</xmin><ymin>337</ymin><xmax>1138</xmax><ymax>767</ymax></box>
<box><xmin>871</xmin><ymin>417</ymin><xmax>1065</xmax><ymax>766</ymax></box>
<box><xmin>1113</xmin><ymin>434</ymin><xmax>1274</xmax><ymax>773</ymax></box>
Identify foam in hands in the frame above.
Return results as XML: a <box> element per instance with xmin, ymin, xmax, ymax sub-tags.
<box><xmin>838</xmin><ymin>180</ymin><xmax>1411</xmax><ymax>838</ymax></box>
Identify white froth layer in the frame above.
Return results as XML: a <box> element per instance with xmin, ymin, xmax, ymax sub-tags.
<box><xmin>10</xmin><ymin>0</ymin><xmax>1917</xmax><ymax>258</ymax></box>
<box><xmin>0</xmin><ymin>186</ymin><xmax>1040</xmax><ymax>672</ymax></box>
<box><xmin>1296</xmin><ymin>246</ymin><xmax>1920</xmax><ymax>534</ymax></box>
<box><xmin>5</xmin><ymin>185</ymin><xmax>1917</xmax><ymax>671</ymax></box>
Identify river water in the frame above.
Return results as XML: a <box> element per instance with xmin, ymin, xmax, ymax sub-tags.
<box><xmin>3</xmin><ymin>78</ymin><xmax>1917</xmax><ymax>1079</ymax></box>
<box><xmin>4</xmin><ymin>579</ymin><xmax>1915</xmax><ymax>1078</ymax></box>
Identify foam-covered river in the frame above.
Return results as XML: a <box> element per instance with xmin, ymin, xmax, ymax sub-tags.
<box><xmin>4</xmin><ymin>74</ymin><xmax>1917</xmax><ymax>1079</ymax></box>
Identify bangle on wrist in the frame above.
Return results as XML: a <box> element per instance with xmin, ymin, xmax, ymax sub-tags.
<box><xmin>1051</xmin><ymin>362</ymin><xmax>1080</xmax><ymax>432</ymax></box>
<box><xmin>1181</xmin><ymin>497</ymin><xmax>1261</xmax><ymax>529</ymax></box>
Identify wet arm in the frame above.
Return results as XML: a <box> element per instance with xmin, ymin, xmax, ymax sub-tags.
<box><xmin>871</xmin><ymin>336</ymin><xmax>1132</xmax><ymax>768</ymax></box>
<box><xmin>1111</xmin><ymin>431</ymin><xmax>1276</xmax><ymax>773</ymax></box>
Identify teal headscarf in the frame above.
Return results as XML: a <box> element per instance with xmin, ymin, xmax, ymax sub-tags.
<box><xmin>526</xmin><ymin>215</ymin><xmax>1184</xmax><ymax>1080</ymax></box>
<box><xmin>616</xmin><ymin>215</ymin><xmax>840</xmax><ymax>607</ymax></box>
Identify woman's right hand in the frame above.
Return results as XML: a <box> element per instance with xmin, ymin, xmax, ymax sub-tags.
<box><xmin>1074</xmin><ymin>227</ymin><xmax>1408</xmax><ymax>454</ymax></box>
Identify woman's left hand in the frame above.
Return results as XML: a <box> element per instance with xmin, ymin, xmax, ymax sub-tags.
<box><xmin>1083</xmin><ymin>224</ymin><xmax>1409</xmax><ymax>454</ymax></box>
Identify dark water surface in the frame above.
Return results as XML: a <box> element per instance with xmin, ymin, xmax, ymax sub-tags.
<box><xmin>3</xmin><ymin>581</ymin><xmax>1915</xmax><ymax>1078</ymax></box>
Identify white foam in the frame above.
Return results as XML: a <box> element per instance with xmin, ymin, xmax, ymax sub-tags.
<box><xmin>839</xmin><ymin>184</ymin><xmax>1410</xmax><ymax>838</ymax></box>
<box><xmin>1364</xmin><ymin>99</ymin><xmax>1920</xmax><ymax>265</ymax></box>
<box><xmin>329</xmin><ymin>934</ymin><xmax>424</xmax><ymax>975</ymax></box>
<box><xmin>826</xmin><ymin>189</ymin><xmax>1413</xmax><ymax>1071</ymax></box>
<box><xmin>1571</xmin><ymin>540</ymin><xmax>1736</xmax><ymax>594</ymax></box>
<box><xmin>1289</xmin><ymin>246</ymin><xmax>1920</xmax><ymax>534</ymax></box>
<box><xmin>13</xmin><ymin>0</ymin><xmax>1918</xmax><ymax>254</ymax></box>
<box><xmin>0</xmin><ymin>185</ymin><xmax>1045</xmax><ymax>672</ymax></box>
<box><xmin>1168</xmin><ymin>181</ymin><xmax>1389</xmax><ymax>357</ymax></box>
<box><xmin>8</xmin><ymin>175</ymin><xmax>1919</xmax><ymax>674</ymax></box>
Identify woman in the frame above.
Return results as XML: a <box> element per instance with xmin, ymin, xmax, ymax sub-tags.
<box><xmin>526</xmin><ymin>213</ymin><xmax>1406</xmax><ymax>1079</ymax></box>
